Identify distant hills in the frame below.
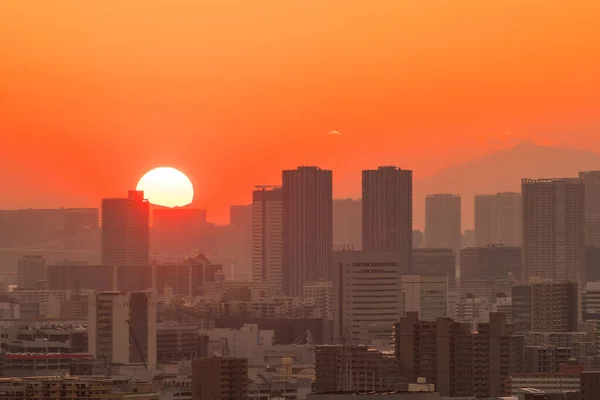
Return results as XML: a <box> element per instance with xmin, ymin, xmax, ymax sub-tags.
<box><xmin>413</xmin><ymin>142</ymin><xmax>600</xmax><ymax>230</ymax></box>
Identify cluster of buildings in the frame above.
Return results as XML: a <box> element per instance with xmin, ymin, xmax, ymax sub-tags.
<box><xmin>0</xmin><ymin>167</ymin><xmax>600</xmax><ymax>399</ymax></box>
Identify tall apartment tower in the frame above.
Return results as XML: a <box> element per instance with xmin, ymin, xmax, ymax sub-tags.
<box><xmin>88</xmin><ymin>291</ymin><xmax>156</xmax><ymax>368</ymax></box>
<box><xmin>251</xmin><ymin>186</ymin><xmax>283</xmax><ymax>288</ymax></box>
<box><xmin>333</xmin><ymin>251</ymin><xmax>403</xmax><ymax>344</ymax></box>
<box><xmin>282</xmin><ymin>166</ymin><xmax>332</xmax><ymax>296</ymax></box>
<box><xmin>475</xmin><ymin>194</ymin><xmax>497</xmax><ymax>247</ymax></box>
<box><xmin>362</xmin><ymin>166</ymin><xmax>412</xmax><ymax>272</ymax></box>
<box><xmin>101</xmin><ymin>190</ymin><xmax>149</xmax><ymax>266</ymax></box>
<box><xmin>192</xmin><ymin>357</ymin><xmax>248</xmax><ymax>400</ymax></box>
<box><xmin>332</xmin><ymin>198</ymin><xmax>362</xmax><ymax>250</ymax></box>
<box><xmin>425</xmin><ymin>194</ymin><xmax>461</xmax><ymax>257</ymax></box>
<box><xmin>522</xmin><ymin>178</ymin><xmax>585</xmax><ymax>281</ymax></box>
<box><xmin>475</xmin><ymin>192</ymin><xmax>522</xmax><ymax>247</ymax></box>
<box><xmin>579</xmin><ymin>171</ymin><xmax>600</xmax><ymax>246</ymax></box>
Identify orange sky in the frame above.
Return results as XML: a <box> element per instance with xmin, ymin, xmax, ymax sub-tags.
<box><xmin>1</xmin><ymin>1</ymin><xmax>599</xmax><ymax>223</ymax></box>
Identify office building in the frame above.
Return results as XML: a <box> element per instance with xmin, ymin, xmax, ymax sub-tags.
<box><xmin>88</xmin><ymin>291</ymin><xmax>156</xmax><ymax>368</ymax></box>
<box><xmin>461</xmin><ymin>229</ymin><xmax>475</xmax><ymax>248</ymax></box>
<box><xmin>400</xmin><ymin>275</ymin><xmax>448</xmax><ymax>321</ymax></box>
<box><xmin>282</xmin><ymin>166</ymin><xmax>332</xmax><ymax>296</ymax></box>
<box><xmin>16</xmin><ymin>255</ymin><xmax>46</xmax><ymax>289</ymax></box>
<box><xmin>460</xmin><ymin>245</ymin><xmax>522</xmax><ymax>281</ymax></box>
<box><xmin>333</xmin><ymin>198</ymin><xmax>362</xmax><ymax>251</ymax></box>
<box><xmin>531</xmin><ymin>281</ymin><xmax>579</xmax><ymax>332</ymax></box>
<box><xmin>46</xmin><ymin>264</ymin><xmax>115</xmax><ymax>291</ymax></box>
<box><xmin>412</xmin><ymin>248</ymin><xmax>455</xmax><ymax>285</ymax></box>
<box><xmin>228</xmin><ymin>204</ymin><xmax>253</xmax><ymax>281</ymax></box>
<box><xmin>251</xmin><ymin>186</ymin><xmax>283</xmax><ymax>287</ymax></box>
<box><xmin>332</xmin><ymin>251</ymin><xmax>403</xmax><ymax>343</ymax></box>
<box><xmin>157</xmin><ymin>324</ymin><xmax>208</xmax><ymax>362</ymax></box>
<box><xmin>101</xmin><ymin>190</ymin><xmax>150</xmax><ymax>266</ymax></box>
<box><xmin>512</xmin><ymin>284</ymin><xmax>533</xmax><ymax>332</ymax></box>
<box><xmin>522</xmin><ymin>178</ymin><xmax>585</xmax><ymax>281</ymax></box>
<box><xmin>314</xmin><ymin>345</ymin><xmax>402</xmax><ymax>392</ymax></box>
<box><xmin>580</xmin><ymin>171</ymin><xmax>600</xmax><ymax>247</ymax></box>
<box><xmin>362</xmin><ymin>166</ymin><xmax>412</xmax><ymax>271</ymax></box>
<box><xmin>424</xmin><ymin>194</ymin><xmax>461</xmax><ymax>257</ymax></box>
<box><xmin>583</xmin><ymin>281</ymin><xmax>600</xmax><ymax>320</ymax></box>
<box><xmin>475</xmin><ymin>192</ymin><xmax>522</xmax><ymax>247</ymax></box>
<box><xmin>192</xmin><ymin>357</ymin><xmax>248</xmax><ymax>400</ymax></box>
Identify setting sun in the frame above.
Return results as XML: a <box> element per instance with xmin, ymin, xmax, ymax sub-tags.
<box><xmin>136</xmin><ymin>167</ymin><xmax>194</xmax><ymax>208</ymax></box>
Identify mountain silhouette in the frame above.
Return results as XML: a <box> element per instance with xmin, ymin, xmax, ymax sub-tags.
<box><xmin>413</xmin><ymin>142</ymin><xmax>600</xmax><ymax>230</ymax></box>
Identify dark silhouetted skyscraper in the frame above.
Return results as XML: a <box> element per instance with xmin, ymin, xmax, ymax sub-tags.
<box><xmin>362</xmin><ymin>166</ymin><xmax>412</xmax><ymax>272</ymax></box>
<box><xmin>425</xmin><ymin>194</ymin><xmax>461</xmax><ymax>257</ymax></box>
<box><xmin>579</xmin><ymin>171</ymin><xmax>600</xmax><ymax>247</ymax></box>
<box><xmin>101</xmin><ymin>190</ymin><xmax>149</xmax><ymax>266</ymax></box>
<box><xmin>282</xmin><ymin>166</ymin><xmax>332</xmax><ymax>296</ymax></box>
<box><xmin>522</xmin><ymin>178</ymin><xmax>585</xmax><ymax>281</ymax></box>
<box><xmin>252</xmin><ymin>186</ymin><xmax>283</xmax><ymax>288</ymax></box>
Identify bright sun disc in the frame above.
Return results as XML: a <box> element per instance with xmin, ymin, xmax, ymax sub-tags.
<box><xmin>136</xmin><ymin>167</ymin><xmax>194</xmax><ymax>208</ymax></box>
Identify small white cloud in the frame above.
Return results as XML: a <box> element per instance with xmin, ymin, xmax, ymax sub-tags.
<box><xmin>328</xmin><ymin>130</ymin><xmax>342</xmax><ymax>135</ymax></box>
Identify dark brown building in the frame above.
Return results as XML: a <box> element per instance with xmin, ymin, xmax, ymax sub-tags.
<box><xmin>282</xmin><ymin>166</ymin><xmax>332</xmax><ymax>296</ymax></box>
<box><xmin>412</xmin><ymin>248</ymin><xmax>456</xmax><ymax>285</ymax></box>
<box><xmin>460</xmin><ymin>245</ymin><xmax>522</xmax><ymax>281</ymax></box>
<box><xmin>192</xmin><ymin>357</ymin><xmax>248</xmax><ymax>400</ymax></box>
<box><xmin>362</xmin><ymin>166</ymin><xmax>412</xmax><ymax>272</ymax></box>
<box><xmin>395</xmin><ymin>311</ymin><xmax>519</xmax><ymax>398</ymax></box>
<box><xmin>581</xmin><ymin>371</ymin><xmax>600</xmax><ymax>400</ymax></box>
<box><xmin>395</xmin><ymin>312</ymin><xmax>473</xmax><ymax>398</ymax></box>
<box><xmin>314</xmin><ymin>345</ymin><xmax>402</xmax><ymax>392</ymax></box>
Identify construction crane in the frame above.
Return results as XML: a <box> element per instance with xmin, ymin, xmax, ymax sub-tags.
<box><xmin>126</xmin><ymin>319</ymin><xmax>148</xmax><ymax>370</ymax></box>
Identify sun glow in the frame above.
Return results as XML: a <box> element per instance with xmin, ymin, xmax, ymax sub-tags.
<box><xmin>136</xmin><ymin>167</ymin><xmax>194</xmax><ymax>208</ymax></box>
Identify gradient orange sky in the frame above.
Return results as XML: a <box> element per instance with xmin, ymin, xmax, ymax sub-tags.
<box><xmin>1</xmin><ymin>1</ymin><xmax>599</xmax><ymax>223</ymax></box>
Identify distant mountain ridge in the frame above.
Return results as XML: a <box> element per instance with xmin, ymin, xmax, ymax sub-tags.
<box><xmin>413</xmin><ymin>142</ymin><xmax>600</xmax><ymax>230</ymax></box>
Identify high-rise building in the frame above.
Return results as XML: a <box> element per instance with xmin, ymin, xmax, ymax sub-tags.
<box><xmin>16</xmin><ymin>255</ymin><xmax>46</xmax><ymax>289</ymax></box>
<box><xmin>153</xmin><ymin>254</ymin><xmax>223</xmax><ymax>296</ymax></box>
<box><xmin>425</xmin><ymin>194</ymin><xmax>461</xmax><ymax>257</ymax></box>
<box><xmin>496</xmin><ymin>192</ymin><xmax>522</xmax><ymax>246</ymax></box>
<box><xmin>101</xmin><ymin>190</ymin><xmax>149</xmax><ymax>266</ymax></box>
<box><xmin>332</xmin><ymin>251</ymin><xmax>403</xmax><ymax>344</ymax></box>
<box><xmin>192</xmin><ymin>357</ymin><xmax>248</xmax><ymax>400</ymax></box>
<box><xmin>475</xmin><ymin>192</ymin><xmax>522</xmax><ymax>247</ymax></box>
<box><xmin>579</xmin><ymin>171</ymin><xmax>600</xmax><ymax>247</ymax></box>
<box><xmin>460</xmin><ymin>245</ymin><xmax>522</xmax><ymax>281</ymax></box>
<box><xmin>400</xmin><ymin>274</ymin><xmax>448</xmax><ymax>320</ymax></box>
<box><xmin>229</xmin><ymin>204</ymin><xmax>253</xmax><ymax>280</ymax></box>
<box><xmin>332</xmin><ymin>198</ymin><xmax>362</xmax><ymax>251</ymax></box>
<box><xmin>522</xmin><ymin>178</ymin><xmax>585</xmax><ymax>281</ymax></box>
<box><xmin>395</xmin><ymin>312</ymin><xmax>473</xmax><ymax>398</ymax></box>
<box><xmin>282</xmin><ymin>166</ymin><xmax>332</xmax><ymax>296</ymax></box>
<box><xmin>586</xmin><ymin>246</ymin><xmax>600</xmax><ymax>282</ymax></box>
<box><xmin>531</xmin><ymin>281</ymin><xmax>580</xmax><ymax>332</ymax></box>
<box><xmin>362</xmin><ymin>166</ymin><xmax>412</xmax><ymax>271</ymax></box>
<box><xmin>251</xmin><ymin>186</ymin><xmax>283</xmax><ymax>287</ymax></box>
<box><xmin>88</xmin><ymin>291</ymin><xmax>156</xmax><ymax>368</ymax></box>
<box><xmin>395</xmin><ymin>312</ymin><xmax>517</xmax><ymax>398</ymax></box>
<box><xmin>475</xmin><ymin>194</ymin><xmax>497</xmax><ymax>247</ymax></box>
<box><xmin>412</xmin><ymin>248</ymin><xmax>456</xmax><ymax>285</ymax></box>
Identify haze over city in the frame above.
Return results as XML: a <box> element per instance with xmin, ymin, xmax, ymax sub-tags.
<box><xmin>2</xmin><ymin>1</ymin><xmax>600</xmax><ymax>225</ymax></box>
<box><xmin>2</xmin><ymin>2</ymin><xmax>600</xmax><ymax>400</ymax></box>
